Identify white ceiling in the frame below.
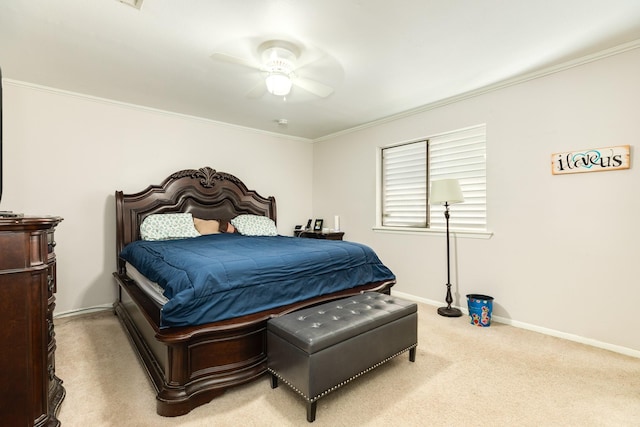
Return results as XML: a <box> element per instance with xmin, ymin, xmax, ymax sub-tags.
<box><xmin>2</xmin><ymin>0</ymin><xmax>640</xmax><ymax>140</ymax></box>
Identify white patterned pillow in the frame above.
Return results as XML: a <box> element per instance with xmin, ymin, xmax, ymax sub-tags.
<box><xmin>230</xmin><ymin>214</ymin><xmax>278</xmax><ymax>236</ymax></box>
<box><xmin>140</xmin><ymin>213</ymin><xmax>200</xmax><ymax>241</ymax></box>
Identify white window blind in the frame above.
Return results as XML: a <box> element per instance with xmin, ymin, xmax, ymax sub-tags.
<box><xmin>381</xmin><ymin>141</ymin><xmax>427</xmax><ymax>227</ymax></box>
<box><xmin>429</xmin><ymin>125</ymin><xmax>486</xmax><ymax>231</ymax></box>
<box><xmin>379</xmin><ymin>124</ymin><xmax>486</xmax><ymax>231</ymax></box>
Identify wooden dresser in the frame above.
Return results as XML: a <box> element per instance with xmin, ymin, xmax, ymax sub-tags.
<box><xmin>0</xmin><ymin>216</ymin><xmax>65</xmax><ymax>426</ymax></box>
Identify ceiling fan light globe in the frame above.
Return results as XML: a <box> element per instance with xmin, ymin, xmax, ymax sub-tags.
<box><xmin>265</xmin><ymin>72</ymin><xmax>292</xmax><ymax>96</ymax></box>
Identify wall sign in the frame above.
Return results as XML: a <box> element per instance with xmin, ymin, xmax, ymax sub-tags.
<box><xmin>551</xmin><ymin>145</ymin><xmax>630</xmax><ymax>175</ymax></box>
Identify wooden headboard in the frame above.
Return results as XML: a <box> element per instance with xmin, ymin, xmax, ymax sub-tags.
<box><xmin>115</xmin><ymin>166</ymin><xmax>276</xmax><ymax>273</ymax></box>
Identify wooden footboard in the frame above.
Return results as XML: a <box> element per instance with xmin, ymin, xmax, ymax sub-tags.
<box><xmin>113</xmin><ymin>271</ymin><xmax>395</xmax><ymax>416</ymax></box>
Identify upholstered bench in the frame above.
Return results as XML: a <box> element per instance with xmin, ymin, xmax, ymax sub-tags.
<box><xmin>267</xmin><ymin>292</ymin><xmax>418</xmax><ymax>422</ymax></box>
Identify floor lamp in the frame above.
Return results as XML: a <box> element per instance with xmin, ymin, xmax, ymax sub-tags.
<box><xmin>430</xmin><ymin>179</ymin><xmax>464</xmax><ymax>317</ymax></box>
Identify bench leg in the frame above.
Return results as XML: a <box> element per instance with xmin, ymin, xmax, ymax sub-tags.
<box><xmin>306</xmin><ymin>401</ymin><xmax>317</xmax><ymax>422</ymax></box>
<box><xmin>409</xmin><ymin>347</ymin><xmax>416</xmax><ymax>362</ymax></box>
<box><xmin>270</xmin><ymin>373</ymin><xmax>279</xmax><ymax>389</ymax></box>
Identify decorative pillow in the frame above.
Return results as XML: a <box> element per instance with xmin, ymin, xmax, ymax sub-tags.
<box><xmin>140</xmin><ymin>213</ymin><xmax>200</xmax><ymax>241</ymax></box>
<box><xmin>193</xmin><ymin>218</ymin><xmax>221</xmax><ymax>235</ymax></box>
<box><xmin>230</xmin><ymin>214</ymin><xmax>278</xmax><ymax>236</ymax></box>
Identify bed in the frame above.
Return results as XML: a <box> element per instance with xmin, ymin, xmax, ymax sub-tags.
<box><xmin>112</xmin><ymin>167</ymin><xmax>396</xmax><ymax>416</ymax></box>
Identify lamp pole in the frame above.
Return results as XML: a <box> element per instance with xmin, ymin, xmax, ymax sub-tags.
<box><xmin>438</xmin><ymin>201</ymin><xmax>462</xmax><ymax>317</ymax></box>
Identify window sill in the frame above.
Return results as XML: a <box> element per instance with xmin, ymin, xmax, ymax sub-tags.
<box><xmin>372</xmin><ymin>226</ymin><xmax>493</xmax><ymax>239</ymax></box>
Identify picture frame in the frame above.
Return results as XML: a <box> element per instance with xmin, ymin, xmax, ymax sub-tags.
<box><xmin>305</xmin><ymin>219</ymin><xmax>313</xmax><ymax>230</ymax></box>
<box><xmin>313</xmin><ymin>219</ymin><xmax>323</xmax><ymax>231</ymax></box>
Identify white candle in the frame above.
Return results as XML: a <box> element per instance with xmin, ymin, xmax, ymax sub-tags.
<box><xmin>334</xmin><ymin>215</ymin><xmax>340</xmax><ymax>231</ymax></box>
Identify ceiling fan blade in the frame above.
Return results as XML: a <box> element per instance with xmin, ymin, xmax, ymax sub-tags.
<box><xmin>210</xmin><ymin>52</ymin><xmax>263</xmax><ymax>71</ymax></box>
<box><xmin>246</xmin><ymin>80</ymin><xmax>267</xmax><ymax>98</ymax></box>
<box><xmin>292</xmin><ymin>76</ymin><xmax>334</xmax><ymax>98</ymax></box>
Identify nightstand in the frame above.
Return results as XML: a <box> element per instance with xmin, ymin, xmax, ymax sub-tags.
<box><xmin>295</xmin><ymin>231</ymin><xmax>344</xmax><ymax>240</ymax></box>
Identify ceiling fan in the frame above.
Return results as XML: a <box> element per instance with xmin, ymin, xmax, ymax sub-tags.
<box><xmin>211</xmin><ymin>40</ymin><xmax>334</xmax><ymax>99</ymax></box>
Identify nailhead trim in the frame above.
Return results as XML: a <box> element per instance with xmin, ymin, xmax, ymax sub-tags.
<box><xmin>268</xmin><ymin>344</ymin><xmax>417</xmax><ymax>403</ymax></box>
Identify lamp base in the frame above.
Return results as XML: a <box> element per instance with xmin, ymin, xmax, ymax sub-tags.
<box><xmin>437</xmin><ymin>306</ymin><xmax>463</xmax><ymax>317</ymax></box>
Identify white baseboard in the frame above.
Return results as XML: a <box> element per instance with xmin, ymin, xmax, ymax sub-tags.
<box><xmin>392</xmin><ymin>290</ymin><xmax>640</xmax><ymax>359</ymax></box>
<box><xmin>54</xmin><ymin>304</ymin><xmax>113</xmax><ymax>319</ymax></box>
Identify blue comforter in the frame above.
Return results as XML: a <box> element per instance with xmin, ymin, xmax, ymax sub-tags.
<box><xmin>120</xmin><ymin>233</ymin><xmax>395</xmax><ymax>327</ymax></box>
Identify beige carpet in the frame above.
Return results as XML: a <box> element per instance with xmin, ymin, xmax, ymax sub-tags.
<box><xmin>54</xmin><ymin>303</ymin><xmax>640</xmax><ymax>426</ymax></box>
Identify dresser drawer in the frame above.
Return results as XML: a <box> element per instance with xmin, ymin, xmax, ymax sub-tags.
<box><xmin>0</xmin><ymin>230</ymin><xmax>48</xmax><ymax>269</ymax></box>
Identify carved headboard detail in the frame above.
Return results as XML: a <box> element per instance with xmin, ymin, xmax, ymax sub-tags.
<box><xmin>170</xmin><ymin>167</ymin><xmax>243</xmax><ymax>188</ymax></box>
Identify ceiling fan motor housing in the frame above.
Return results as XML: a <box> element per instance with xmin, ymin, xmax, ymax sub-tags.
<box><xmin>260</xmin><ymin>40</ymin><xmax>299</xmax><ymax>73</ymax></box>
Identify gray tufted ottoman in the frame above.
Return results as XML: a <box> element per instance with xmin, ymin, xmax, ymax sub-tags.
<box><xmin>267</xmin><ymin>292</ymin><xmax>417</xmax><ymax>422</ymax></box>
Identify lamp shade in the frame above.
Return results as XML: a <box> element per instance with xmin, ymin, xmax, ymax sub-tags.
<box><xmin>430</xmin><ymin>179</ymin><xmax>464</xmax><ymax>205</ymax></box>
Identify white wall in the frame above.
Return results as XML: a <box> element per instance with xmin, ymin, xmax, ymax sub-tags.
<box><xmin>313</xmin><ymin>48</ymin><xmax>640</xmax><ymax>354</ymax></box>
<box><xmin>1</xmin><ymin>82</ymin><xmax>314</xmax><ymax>315</ymax></box>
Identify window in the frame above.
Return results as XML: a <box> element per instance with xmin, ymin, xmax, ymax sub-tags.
<box><xmin>379</xmin><ymin>124</ymin><xmax>486</xmax><ymax>231</ymax></box>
